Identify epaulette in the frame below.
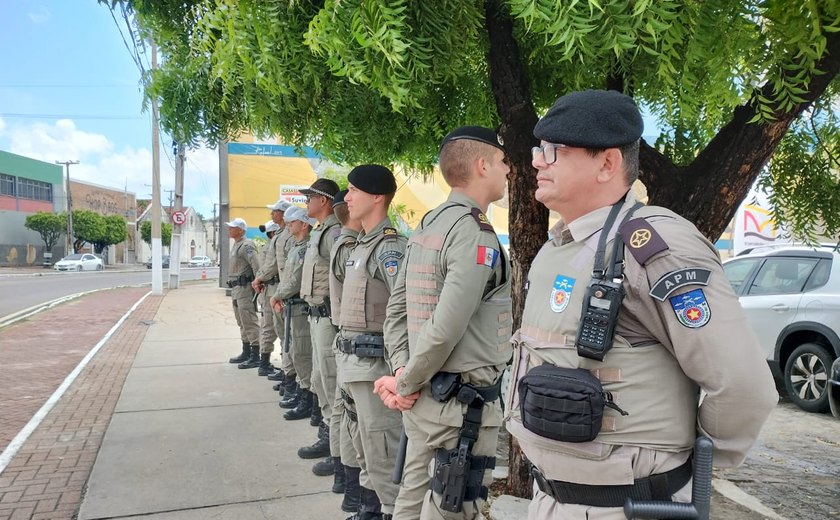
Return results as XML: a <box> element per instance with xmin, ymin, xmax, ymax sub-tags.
<box><xmin>470</xmin><ymin>207</ymin><xmax>494</xmax><ymax>233</ymax></box>
<box><xmin>618</xmin><ymin>217</ymin><xmax>669</xmax><ymax>265</ymax></box>
<box><xmin>383</xmin><ymin>227</ymin><xmax>399</xmax><ymax>239</ymax></box>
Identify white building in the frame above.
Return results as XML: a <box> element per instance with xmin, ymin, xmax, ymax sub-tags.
<box><xmin>135</xmin><ymin>205</ymin><xmax>209</xmax><ymax>264</ymax></box>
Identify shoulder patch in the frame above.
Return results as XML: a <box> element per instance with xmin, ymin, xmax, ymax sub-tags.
<box><xmin>669</xmin><ymin>288</ymin><xmax>711</xmax><ymax>328</ymax></box>
<box><xmin>650</xmin><ymin>268</ymin><xmax>712</xmax><ymax>301</ymax></box>
<box><xmin>470</xmin><ymin>207</ymin><xmax>494</xmax><ymax>232</ymax></box>
<box><xmin>383</xmin><ymin>227</ymin><xmax>399</xmax><ymax>239</ymax></box>
<box><xmin>619</xmin><ymin>218</ymin><xmax>668</xmax><ymax>265</ymax></box>
<box><xmin>378</xmin><ymin>250</ymin><xmax>404</xmax><ymax>262</ymax></box>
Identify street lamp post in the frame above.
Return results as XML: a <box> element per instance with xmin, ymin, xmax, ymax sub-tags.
<box><xmin>55</xmin><ymin>160</ymin><xmax>79</xmax><ymax>255</ymax></box>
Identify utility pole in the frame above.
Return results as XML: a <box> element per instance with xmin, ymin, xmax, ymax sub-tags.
<box><xmin>150</xmin><ymin>42</ymin><xmax>163</xmax><ymax>295</ymax></box>
<box><xmin>212</xmin><ymin>203</ymin><xmax>218</xmax><ymax>258</ymax></box>
<box><xmin>55</xmin><ymin>160</ymin><xmax>79</xmax><ymax>256</ymax></box>
<box><xmin>169</xmin><ymin>142</ymin><xmax>186</xmax><ymax>289</ymax></box>
<box><xmin>164</xmin><ymin>189</ymin><xmax>175</xmax><ymax>210</ymax></box>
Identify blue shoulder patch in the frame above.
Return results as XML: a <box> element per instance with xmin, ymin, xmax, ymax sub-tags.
<box><xmin>669</xmin><ymin>288</ymin><xmax>711</xmax><ymax>328</ymax></box>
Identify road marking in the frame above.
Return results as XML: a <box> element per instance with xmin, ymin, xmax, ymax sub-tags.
<box><xmin>0</xmin><ymin>291</ymin><xmax>152</xmax><ymax>476</ymax></box>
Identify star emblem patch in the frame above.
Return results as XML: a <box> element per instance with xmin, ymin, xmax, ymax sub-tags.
<box><xmin>669</xmin><ymin>288</ymin><xmax>711</xmax><ymax>328</ymax></box>
<box><xmin>550</xmin><ymin>275</ymin><xmax>575</xmax><ymax>313</ymax></box>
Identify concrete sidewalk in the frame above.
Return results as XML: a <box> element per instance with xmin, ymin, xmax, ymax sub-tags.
<box><xmin>77</xmin><ymin>284</ymin><xmax>343</xmax><ymax>520</ymax></box>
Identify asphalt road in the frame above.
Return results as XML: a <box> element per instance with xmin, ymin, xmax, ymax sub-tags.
<box><xmin>0</xmin><ymin>267</ymin><xmax>220</xmax><ymax>319</ymax></box>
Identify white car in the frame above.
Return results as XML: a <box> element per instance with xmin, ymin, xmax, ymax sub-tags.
<box><xmin>188</xmin><ymin>255</ymin><xmax>213</xmax><ymax>268</ymax></box>
<box><xmin>53</xmin><ymin>253</ymin><xmax>104</xmax><ymax>272</ymax></box>
<box><xmin>723</xmin><ymin>247</ymin><xmax>840</xmax><ymax>413</ymax></box>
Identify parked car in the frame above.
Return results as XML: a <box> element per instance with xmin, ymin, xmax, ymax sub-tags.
<box><xmin>188</xmin><ymin>255</ymin><xmax>213</xmax><ymax>268</ymax></box>
<box><xmin>830</xmin><ymin>358</ymin><xmax>840</xmax><ymax>419</ymax></box>
<box><xmin>145</xmin><ymin>255</ymin><xmax>171</xmax><ymax>269</ymax></box>
<box><xmin>53</xmin><ymin>253</ymin><xmax>104</xmax><ymax>272</ymax></box>
<box><xmin>723</xmin><ymin>247</ymin><xmax>840</xmax><ymax>413</ymax></box>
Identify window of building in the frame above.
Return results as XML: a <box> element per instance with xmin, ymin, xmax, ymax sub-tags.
<box><xmin>0</xmin><ymin>174</ymin><xmax>15</xmax><ymax>196</ymax></box>
<box><xmin>16</xmin><ymin>178</ymin><xmax>53</xmax><ymax>202</ymax></box>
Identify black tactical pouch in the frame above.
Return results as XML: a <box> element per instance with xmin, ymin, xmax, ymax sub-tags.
<box><xmin>518</xmin><ymin>363</ymin><xmax>626</xmax><ymax>443</ymax></box>
<box><xmin>430</xmin><ymin>372</ymin><xmax>461</xmax><ymax>402</ymax></box>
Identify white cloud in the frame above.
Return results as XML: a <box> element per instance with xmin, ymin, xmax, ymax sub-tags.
<box><xmin>2</xmin><ymin>119</ymin><xmax>219</xmax><ymax>217</ymax></box>
<box><xmin>28</xmin><ymin>6</ymin><xmax>51</xmax><ymax>24</ymax></box>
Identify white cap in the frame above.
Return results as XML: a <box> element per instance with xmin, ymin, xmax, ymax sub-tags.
<box><xmin>224</xmin><ymin>217</ymin><xmax>247</xmax><ymax>230</ymax></box>
<box><xmin>261</xmin><ymin>220</ymin><xmax>280</xmax><ymax>233</ymax></box>
<box><xmin>267</xmin><ymin>199</ymin><xmax>293</xmax><ymax>211</ymax></box>
<box><xmin>284</xmin><ymin>206</ymin><xmax>316</xmax><ymax>226</ymax></box>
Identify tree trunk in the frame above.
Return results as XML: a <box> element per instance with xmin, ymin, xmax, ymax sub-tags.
<box><xmin>642</xmin><ymin>30</ymin><xmax>840</xmax><ymax>241</ymax></box>
<box><xmin>484</xmin><ymin>0</ymin><xmax>545</xmax><ymax>498</ymax></box>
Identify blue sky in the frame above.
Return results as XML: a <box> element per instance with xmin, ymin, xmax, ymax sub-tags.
<box><xmin>0</xmin><ymin>0</ymin><xmax>219</xmax><ymax>217</ymax></box>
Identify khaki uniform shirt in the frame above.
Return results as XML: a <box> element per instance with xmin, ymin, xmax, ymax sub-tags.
<box><xmin>255</xmin><ymin>226</ymin><xmax>286</xmax><ymax>283</ymax></box>
<box><xmin>302</xmin><ymin>213</ymin><xmax>341</xmax><ymax>306</ymax></box>
<box><xmin>506</xmin><ymin>192</ymin><xmax>778</xmax><ymax>476</ymax></box>
<box><xmin>329</xmin><ymin>227</ymin><xmax>360</xmax><ymax>326</ymax></box>
<box><xmin>275</xmin><ymin>235</ymin><xmax>309</xmax><ymax>303</ymax></box>
<box><xmin>229</xmin><ymin>237</ymin><xmax>260</xmax><ymax>299</ymax></box>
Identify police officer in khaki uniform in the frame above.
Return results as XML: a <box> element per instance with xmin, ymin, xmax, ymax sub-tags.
<box><xmin>336</xmin><ymin>165</ymin><xmax>407</xmax><ymax>520</ymax></box>
<box><xmin>252</xmin><ymin>200</ymin><xmax>293</xmax><ymax>376</ymax></box>
<box><xmin>328</xmin><ymin>189</ymin><xmax>363</xmax><ymax>512</ymax></box>
<box><xmin>271</xmin><ymin>206</ymin><xmax>317</xmax><ymax>416</ymax></box>
<box><xmin>379</xmin><ymin>127</ymin><xmax>512</xmax><ymax>520</ymax></box>
<box><xmin>239</xmin><ymin>220</ymin><xmax>281</xmax><ymax>372</ymax></box>
<box><xmin>225</xmin><ymin>217</ymin><xmax>262</xmax><ymax>365</ymax></box>
<box><xmin>298</xmin><ymin>179</ymin><xmax>343</xmax><ymax>465</ymax></box>
<box><xmin>506</xmin><ymin>90</ymin><xmax>778</xmax><ymax>519</ymax></box>
<box><xmin>267</xmin><ymin>200</ymin><xmax>298</xmax><ymax>387</ymax></box>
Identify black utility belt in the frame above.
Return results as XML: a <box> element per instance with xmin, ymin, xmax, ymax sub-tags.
<box><xmin>430</xmin><ymin>372</ymin><xmax>502</xmax><ymax>406</ymax></box>
<box><xmin>531</xmin><ymin>458</ymin><xmax>692</xmax><ymax>508</ymax></box>
<box><xmin>226</xmin><ymin>275</ymin><xmax>254</xmax><ymax>288</ymax></box>
<box><xmin>337</xmin><ymin>334</ymin><xmax>385</xmax><ymax>358</ymax></box>
<box><xmin>306</xmin><ymin>303</ymin><xmax>331</xmax><ymax>318</ymax></box>
<box><xmin>265</xmin><ymin>275</ymin><xmax>280</xmax><ymax>285</ymax></box>
<box><xmin>284</xmin><ymin>297</ymin><xmax>308</xmax><ymax>308</ymax></box>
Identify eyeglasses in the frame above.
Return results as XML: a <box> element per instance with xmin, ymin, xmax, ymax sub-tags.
<box><xmin>531</xmin><ymin>143</ymin><xmax>567</xmax><ymax>165</ymax></box>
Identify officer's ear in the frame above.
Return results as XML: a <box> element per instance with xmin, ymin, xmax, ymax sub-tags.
<box><xmin>596</xmin><ymin>148</ymin><xmax>623</xmax><ymax>185</ymax></box>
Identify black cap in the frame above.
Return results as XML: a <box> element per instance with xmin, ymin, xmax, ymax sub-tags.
<box><xmin>347</xmin><ymin>165</ymin><xmax>397</xmax><ymax>195</ymax></box>
<box><xmin>258</xmin><ymin>224</ymin><xmax>266</xmax><ymax>232</ymax></box>
<box><xmin>300</xmin><ymin>178</ymin><xmax>340</xmax><ymax>199</ymax></box>
<box><xmin>333</xmin><ymin>189</ymin><xmax>348</xmax><ymax>206</ymax></box>
<box><xmin>440</xmin><ymin>126</ymin><xmax>505</xmax><ymax>152</ymax></box>
<box><xmin>534</xmin><ymin>90</ymin><xmax>643</xmax><ymax>148</ymax></box>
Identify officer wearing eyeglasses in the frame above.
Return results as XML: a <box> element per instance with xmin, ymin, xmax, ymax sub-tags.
<box><xmin>505</xmin><ymin>90</ymin><xmax>778</xmax><ymax>520</ymax></box>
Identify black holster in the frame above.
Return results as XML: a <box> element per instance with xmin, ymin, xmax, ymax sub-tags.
<box><xmin>429</xmin><ymin>372</ymin><xmax>501</xmax><ymax>513</ymax></box>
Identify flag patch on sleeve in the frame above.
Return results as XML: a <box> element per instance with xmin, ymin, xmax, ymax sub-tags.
<box><xmin>476</xmin><ymin>246</ymin><xmax>499</xmax><ymax>268</ymax></box>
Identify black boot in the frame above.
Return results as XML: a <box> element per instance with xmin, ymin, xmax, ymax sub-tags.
<box><xmin>345</xmin><ymin>487</ymin><xmax>383</xmax><ymax>520</ymax></box>
<box><xmin>278</xmin><ymin>380</ymin><xmax>299</xmax><ymax>408</ymax></box>
<box><xmin>341</xmin><ymin>465</ymin><xmax>361</xmax><ymax>512</ymax></box>
<box><xmin>309</xmin><ymin>394</ymin><xmax>322</xmax><ymax>427</ymax></box>
<box><xmin>267</xmin><ymin>369</ymin><xmax>285</xmax><ymax>382</ymax></box>
<box><xmin>238</xmin><ymin>345</ymin><xmax>260</xmax><ymax>369</ymax></box>
<box><xmin>284</xmin><ymin>389</ymin><xmax>314</xmax><ymax>420</ymax></box>
<box><xmin>257</xmin><ymin>353</ymin><xmax>275</xmax><ymax>376</ymax></box>
<box><xmin>313</xmin><ymin>455</ymin><xmax>337</xmax><ymax>477</ymax></box>
<box><xmin>228</xmin><ymin>342</ymin><xmax>250</xmax><ymax>363</ymax></box>
<box><xmin>297</xmin><ymin>421</ymin><xmax>330</xmax><ymax>459</ymax></box>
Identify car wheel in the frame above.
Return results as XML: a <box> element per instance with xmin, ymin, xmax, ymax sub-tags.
<box><xmin>784</xmin><ymin>342</ymin><xmax>833</xmax><ymax>413</ymax></box>
<box><xmin>76</xmin><ymin>265</ymin><xmax>82</xmax><ymax>272</ymax></box>
<box><xmin>96</xmin><ymin>264</ymin><xmax>103</xmax><ymax>271</ymax></box>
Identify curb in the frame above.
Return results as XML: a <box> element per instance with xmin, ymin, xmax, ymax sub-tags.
<box><xmin>0</xmin><ymin>285</ymin><xmax>145</xmax><ymax>329</ymax></box>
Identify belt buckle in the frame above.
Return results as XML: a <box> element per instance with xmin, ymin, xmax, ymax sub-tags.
<box><xmin>530</xmin><ymin>465</ymin><xmax>553</xmax><ymax>497</ymax></box>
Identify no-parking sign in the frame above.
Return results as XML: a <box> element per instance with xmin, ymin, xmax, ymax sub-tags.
<box><xmin>171</xmin><ymin>210</ymin><xmax>186</xmax><ymax>225</ymax></box>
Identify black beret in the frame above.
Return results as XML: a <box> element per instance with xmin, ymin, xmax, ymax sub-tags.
<box><xmin>440</xmin><ymin>126</ymin><xmax>505</xmax><ymax>152</ymax></box>
<box><xmin>348</xmin><ymin>164</ymin><xmax>397</xmax><ymax>195</ymax></box>
<box><xmin>300</xmin><ymin>178</ymin><xmax>340</xmax><ymax>199</ymax></box>
<box><xmin>333</xmin><ymin>189</ymin><xmax>348</xmax><ymax>206</ymax></box>
<box><xmin>534</xmin><ymin>90</ymin><xmax>643</xmax><ymax>148</ymax></box>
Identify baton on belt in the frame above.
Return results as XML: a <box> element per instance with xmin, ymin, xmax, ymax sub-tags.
<box><xmin>392</xmin><ymin>427</ymin><xmax>408</xmax><ymax>484</ymax></box>
<box><xmin>624</xmin><ymin>436</ymin><xmax>713</xmax><ymax>520</ymax></box>
<box><xmin>283</xmin><ymin>301</ymin><xmax>292</xmax><ymax>353</ymax></box>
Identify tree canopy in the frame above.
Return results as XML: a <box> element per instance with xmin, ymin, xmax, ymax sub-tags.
<box><xmin>93</xmin><ymin>215</ymin><xmax>129</xmax><ymax>255</ymax></box>
<box><xmin>71</xmin><ymin>210</ymin><xmax>128</xmax><ymax>254</ymax></box>
<box><xmin>140</xmin><ymin>220</ymin><xmax>172</xmax><ymax>247</ymax></box>
<box><xmin>24</xmin><ymin>212</ymin><xmax>65</xmax><ymax>252</ymax></box>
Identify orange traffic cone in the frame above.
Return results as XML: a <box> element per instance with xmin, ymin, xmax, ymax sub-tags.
<box><xmin>201</xmin><ymin>269</ymin><xmax>207</xmax><ymax>280</ymax></box>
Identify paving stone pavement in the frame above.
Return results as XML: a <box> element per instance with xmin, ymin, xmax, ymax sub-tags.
<box><xmin>0</xmin><ymin>289</ymin><xmax>162</xmax><ymax>520</ymax></box>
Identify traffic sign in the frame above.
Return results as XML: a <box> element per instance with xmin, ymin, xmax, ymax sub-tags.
<box><xmin>171</xmin><ymin>210</ymin><xmax>186</xmax><ymax>226</ymax></box>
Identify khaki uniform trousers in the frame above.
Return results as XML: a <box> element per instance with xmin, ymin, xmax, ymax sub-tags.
<box><xmin>231</xmin><ymin>295</ymin><xmax>259</xmax><ymax>345</ymax></box>
<box><xmin>527</xmin><ymin>448</ymin><xmax>692</xmax><ymax>520</ymax></box>
<box><xmin>288</xmin><ymin>308</ymin><xmax>313</xmax><ymax>389</ymax></box>
<box><xmin>393</xmin><ymin>407</ymin><xmax>497</xmax><ymax>520</ymax></box>
<box><xmin>270</xmin><ymin>306</ymin><xmax>294</xmax><ymax>375</ymax></box>
<box><xmin>339</xmin><ymin>393</ymin><xmax>361</xmax><ymax>468</ymax></box>
<box><xmin>345</xmin><ymin>380</ymin><xmax>402</xmax><ymax>514</ymax></box>
<box><xmin>259</xmin><ymin>284</ymin><xmax>278</xmax><ymax>354</ymax></box>
<box><xmin>308</xmin><ymin>316</ymin><xmax>338</xmax><ymax>423</ymax></box>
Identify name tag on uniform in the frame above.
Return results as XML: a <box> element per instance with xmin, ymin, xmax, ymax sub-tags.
<box><xmin>346</xmin><ymin>260</ymin><xmax>355</xmax><ymax>267</ymax></box>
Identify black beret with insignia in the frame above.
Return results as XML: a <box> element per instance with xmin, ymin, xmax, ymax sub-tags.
<box><xmin>534</xmin><ymin>90</ymin><xmax>643</xmax><ymax>148</ymax></box>
<box><xmin>441</xmin><ymin>126</ymin><xmax>505</xmax><ymax>153</ymax></box>
<box><xmin>348</xmin><ymin>164</ymin><xmax>397</xmax><ymax>195</ymax></box>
